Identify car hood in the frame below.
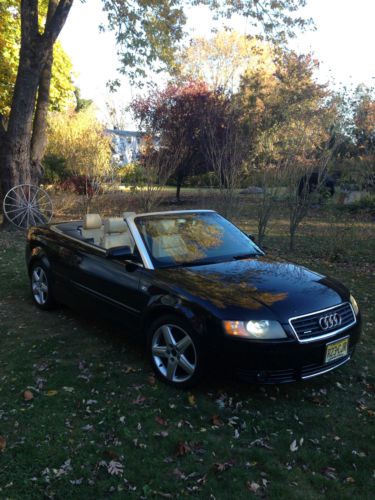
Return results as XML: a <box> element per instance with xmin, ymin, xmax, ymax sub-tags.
<box><xmin>153</xmin><ymin>257</ymin><xmax>349</xmax><ymax>322</ymax></box>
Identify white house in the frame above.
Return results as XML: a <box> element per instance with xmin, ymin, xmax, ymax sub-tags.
<box><xmin>105</xmin><ymin>129</ymin><xmax>145</xmax><ymax>165</ymax></box>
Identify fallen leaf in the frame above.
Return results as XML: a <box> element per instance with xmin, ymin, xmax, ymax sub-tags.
<box><xmin>23</xmin><ymin>390</ymin><xmax>34</xmax><ymax>401</ymax></box>
<box><xmin>155</xmin><ymin>415</ymin><xmax>168</xmax><ymax>426</ymax></box>
<box><xmin>46</xmin><ymin>390</ymin><xmax>58</xmax><ymax>397</ymax></box>
<box><xmin>247</xmin><ymin>481</ymin><xmax>261</xmax><ymax>493</ymax></box>
<box><xmin>148</xmin><ymin>374</ymin><xmax>156</xmax><ymax>385</ymax></box>
<box><xmin>321</xmin><ymin>466</ymin><xmax>337</xmax><ymax>480</ymax></box>
<box><xmin>0</xmin><ymin>436</ymin><xmax>6</xmax><ymax>452</ymax></box>
<box><xmin>132</xmin><ymin>395</ymin><xmax>146</xmax><ymax>405</ymax></box>
<box><xmin>176</xmin><ymin>441</ymin><xmax>191</xmax><ymax>457</ymax></box>
<box><xmin>213</xmin><ymin>460</ymin><xmax>234</xmax><ymax>473</ymax></box>
<box><xmin>290</xmin><ymin>439</ymin><xmax>298</xmax><ymax>452</ymax></box>
<box><xmin>211</xmin><ymin>415</ymin><xmax>223</xmax><ymax>426</ymax></box>
<box><xmin>103</xmin><ymin>450</ymin><xmax>119</xmax><ymax>460</ymax></box>
<box><xmin>188</xmin><ymin>394</ymin><xmax>196</xmax><ymax>406</ymax></box>
<box><xmin>108</xmin><ymin>460</ymin><xmax>124</xmax><ymax>476</ymax></box>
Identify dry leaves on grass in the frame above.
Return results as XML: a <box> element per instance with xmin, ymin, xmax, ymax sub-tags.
<box><xmin>210</xmin><ymin>415</ymin><xmax>223</xmax><ymax>427</ymax></box>
<box><xmin>213</xmin><ymin>460</ymin><xmax>234</xmax><ymax>473</ymax></box>
<box><xmin>132</xmin><ymin>394</ymin><xmax>146</xmax><ymax>405</ymax></box>
<box><xmin>108</xmin><ymin>460</ymin><xmax>124</xmax><ymax>476</ymax></box>
<box><xmin>155</xmin><ymin>415</ymin><xmax>168</xmax><ymax>426</ymax></box>
<box><xmin>23</xmin><ymin>390</ymin><xmax>34</xmax><ymax>401</ymax></box>
<box><xmin>0</xmin><ymin>436</ymin><xmax>6</xmax><ymax>452</ymax></box>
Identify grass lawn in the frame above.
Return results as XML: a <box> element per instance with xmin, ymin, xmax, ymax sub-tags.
<box><xmin>0</xmin><ymin>203</ymin><xmax>374</xmax><ymax>499</ymax></box>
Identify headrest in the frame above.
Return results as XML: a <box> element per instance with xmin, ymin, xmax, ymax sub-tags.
<box><xmin>122</xmin><ymin>211</ymin><xmax>136</xmax><ymax>219</ymax></box>
<box><xmin>83</xmin><ymin>213</ymin><xmax>102</xmax><ymax>229</ymax></box>
<box><xmin>104</xmin><ymin>217</ymin><xmax>127</xmax><ymax>233</ymax></box>
<box><xmin>159</xmin><ymin>219</ymin><xmax>176</xmax><ymax>233</ymax></box>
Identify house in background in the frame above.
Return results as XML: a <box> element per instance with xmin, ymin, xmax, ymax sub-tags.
<box><xmin>105</xmin><ymin>129</ymin><xmax>145</xmax><ymax>165</ymax></box>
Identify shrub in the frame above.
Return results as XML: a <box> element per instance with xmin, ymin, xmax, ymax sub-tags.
<box><xmin>42</xmin><ymin>154</ymin><xmax>68</xmax><ymax>183</ymax></box>
<box><xmin>116</xmin><ymin>163</ymin><xmax>147</xmax><ymax>185</ymax></box>
<box><xmin>59</xmin><ymin>176</ymin><xmax>102</xmax><ymax>197</ymax></box>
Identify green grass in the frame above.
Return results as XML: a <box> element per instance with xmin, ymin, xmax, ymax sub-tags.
<box><xmin>0</xmin><ymin>209</ymin><xmax>374</xmax><ymax>499</ymax></box>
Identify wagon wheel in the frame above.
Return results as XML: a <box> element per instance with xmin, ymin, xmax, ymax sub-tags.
<box><xmin>3</xmin><ymin>184</ymin><xmax>53</xmax><ymax>229</ymax></box>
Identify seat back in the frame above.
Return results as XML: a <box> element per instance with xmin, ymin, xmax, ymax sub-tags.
<box><xmin>102</xmin><ymin>217</ymin><xmax>134</xmax><ymax>250</ymax></box>
<box><xmin>150</xmin><ymin>220</ymin><xmax>188</xmax><ymax>260</ymax></box>
<box><xmin>81</xmin><ymin>214</ymin><xmax>103</xmax><ymax>244</ymax></box>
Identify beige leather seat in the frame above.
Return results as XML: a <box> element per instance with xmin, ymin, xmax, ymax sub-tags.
<box><xmin>102</xmin><ymin>217</ymin><xmax>134</xmax><ymax>250</ymax></box>
<box><xmin>151</xmin><ymin>220</ymin><xmax>188</xmax><ymax>259</ymax></box>
<box><xmin>81</xmin><ymin>214</ymin><xmax>103</xmax><ymax>244</ymax></box>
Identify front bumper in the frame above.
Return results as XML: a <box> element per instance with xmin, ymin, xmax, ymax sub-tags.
<box><xmin>210</xmin><ymin>318</ymin><xmax>361</xmax><ymax>384</ymax></box>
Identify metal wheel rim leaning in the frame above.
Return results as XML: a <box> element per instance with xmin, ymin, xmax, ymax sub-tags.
<box><xmin>3</xmin><ymin>184</ymin><xmax>53</xmax><ymax>229</ymax></box>
<box><xmin>151</xmin><ymin>324</ymin><xmax>197</xmax><ymax>383</ymax></box>
<box><xmin>31</xmin><ymin>266</ymin><xmax>49</xmax><ymax>305</ymax></box>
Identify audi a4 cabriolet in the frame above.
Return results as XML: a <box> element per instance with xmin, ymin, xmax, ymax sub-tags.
<box><xmin>26</xmin><ymin>210</ymin><xmax>361</xmax><ymax>387</ymax></box>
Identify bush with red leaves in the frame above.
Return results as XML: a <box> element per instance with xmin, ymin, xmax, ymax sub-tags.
<box><xmin>59</xmin><ymin>176</ymin><xmax>101</xmax><ymax>197</ymax></box>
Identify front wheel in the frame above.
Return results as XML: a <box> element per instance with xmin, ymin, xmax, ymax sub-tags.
<box><xmin>147</xmin><ymin>315</ymin><xmax>204</xmax><ymax>388</ymax></box>
<box><xmin>30</xmin><ymin>262</ymin><xmax>56</xmax><ymax>310</ymax></box>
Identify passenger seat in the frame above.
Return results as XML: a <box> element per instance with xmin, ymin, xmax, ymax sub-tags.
<box><xmin>80</xmin><ymin>214</ymin><xmax>103</xmax><ymax>245</ymax></box>
<box><xmin>102</xmin><ymin>217</ymin><xmax>133</xmax><ymax>250</ymax></box>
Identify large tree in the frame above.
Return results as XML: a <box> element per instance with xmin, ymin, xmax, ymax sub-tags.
<box><xmin>0</xmin><ymin>0</ymin><xmax>310</xmax><ymax>224</ymax></box>
<box><xmin>131</xmin><ymin>80</ymin><xmax>212</xmax><ymax>201</ymax></box>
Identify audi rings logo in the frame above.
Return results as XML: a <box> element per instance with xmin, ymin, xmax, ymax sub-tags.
<box><xmin>319</xmin><ymin>313</ymin><xmax>342</xmax><ymax>330</ymax></box>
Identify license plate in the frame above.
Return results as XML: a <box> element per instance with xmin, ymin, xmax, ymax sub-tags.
<box><xmin>325</xmin><ymin>337</ymin><xmax>349</xmax><ymax>363</ymax></box>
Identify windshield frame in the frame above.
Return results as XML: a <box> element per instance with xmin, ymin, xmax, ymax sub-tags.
<box><xmin>132</xmin><ymin>210</ymin><xmax>264</xmax><ymax>269</ymax></box>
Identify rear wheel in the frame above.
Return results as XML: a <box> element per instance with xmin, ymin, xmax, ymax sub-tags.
<box><xmin>147</xmin><ymin>315</ymin><xmax>204</xmax><ymax>388</ymax></box>
<box><xmin>30</xmin><ymin>262</ymin><xmax>55</xmax><ymax>310</ymax></box>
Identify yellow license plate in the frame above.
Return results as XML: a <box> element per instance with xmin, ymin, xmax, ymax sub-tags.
<box><xmin>325</xmin><ymin>337</ymin><xmax>349</xmax><ymax>364</ymax></box>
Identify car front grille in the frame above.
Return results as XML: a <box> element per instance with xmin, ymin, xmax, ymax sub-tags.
<box><xmin>289</xmin><ymin>302</ymin><xmax>356</xmax><ymax>342</ymax></box>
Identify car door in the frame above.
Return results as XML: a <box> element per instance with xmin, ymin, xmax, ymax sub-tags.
<box><xmin>74</xmin><ymin>249</ymin><xmax>148</xmax><ymax>329</ymax></box>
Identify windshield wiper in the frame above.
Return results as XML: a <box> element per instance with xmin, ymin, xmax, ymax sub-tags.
<box><xmin>172</xmin><ymin>259</ymin><xmax>221</xmax><ymax>268</ymax></box>
<box><xmin>232</xmin><ymin>253</ymin><xmax>259</xmax><ymax>260</ymax></box>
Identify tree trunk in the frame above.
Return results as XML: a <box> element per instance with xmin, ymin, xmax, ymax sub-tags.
<box><xmin>30</xmin><ymin>0</ymin><xmax>58</xmax><ymax>185</ymax></box>
<box><xmin>0</xmin><ymin>42</ymin><xmax>42</xmax><ymax>196</ymax></box>
<box><xmin>0</xmin><ymin>0</ymin><xmax>73</xmax><ymax>227</ymax></box>
<box><xmin>176</xmin><ymin>173</ymin><xmax>184</xmax><ymax>202</ymax></box>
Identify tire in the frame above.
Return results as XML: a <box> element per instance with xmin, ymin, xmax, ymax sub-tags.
<box><xmin>29</xmin><ymin>261</ymin><xmax>56</xmax><ymax>310</ymax></box>
<box><xmin>147</xmin><ymin>315</ymin><xmax>204</xmax><ymax>388</ymax></box>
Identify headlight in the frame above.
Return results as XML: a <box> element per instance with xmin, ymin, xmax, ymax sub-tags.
<box><xmin>223</xmin><ymin>320</ymin><xmax>287</xmax><ymax>339</ymax></box>
<box><xmin>350</xmin><ymin>294</ymin><xmax>359</xmax><ymax>315</ymax></box>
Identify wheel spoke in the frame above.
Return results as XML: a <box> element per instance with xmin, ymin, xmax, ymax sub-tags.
<box><xmin>18</xmin><ymin>209</ymin><xmax>28</xmax><ymax>228</ymax></box>
<box><xmin>152</xmin><ymin>345</ymin><xmax>168</xmax><ymax>358</ymax></box>
<box><xmin>162</xmin><ymin>325</ymin><xmax>176</xmax><ymax>347</ymax></box>
<box><xmin>166</xmin><ymin>358</ymin><xmax>177</xmax><ymax>380</ymax></box>
<box><xmin>178</xmin><ymin>354</ymin><xmax>195</xmax><ymax>375</ymax></box>
<box><xmin>176</xmin><ymin>335</ymin><xmax>192</xmax><ymax>354</ymax></box>
<box><xmin>4</xmin><ymin>206</ymin><xmax>26</xmax><ymax>215</ymax></box>
<box><xmin>32</xmin><ymin>270</ymin><xmax>40</xmax><ymax>282</ymax></box>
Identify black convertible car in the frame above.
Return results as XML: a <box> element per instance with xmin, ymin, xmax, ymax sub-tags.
<box><xmin>26</xmin><ymin>210</ymin><xmax>361</xmax><ymax>387</ymax></box>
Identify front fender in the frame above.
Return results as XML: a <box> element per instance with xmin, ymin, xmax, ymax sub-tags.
<box><xmin>142</xmin><ymin>295</ymin><xmax>207</xmax><ymax>337</ymax></box>
<box><xmin>27</xmin><ymin>246</ymin><xmax>51</xmax><ymax>275</ymax></box>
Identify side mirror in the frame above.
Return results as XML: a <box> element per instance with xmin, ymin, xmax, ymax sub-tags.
<box><xmin>106</xmin><ymin>245</ymin><xmax>133</xmax><ymax>259</ymax></box>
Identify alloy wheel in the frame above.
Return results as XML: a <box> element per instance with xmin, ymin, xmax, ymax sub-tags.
<box><xmin>31</xmin><ymin>266</ymin><xmax>49</xmax><ymax>305</ymax></box>
<box><xmin>151</xmin><ymin>324</ymin><xmax>197</xmax><ymax>383</ymax></box>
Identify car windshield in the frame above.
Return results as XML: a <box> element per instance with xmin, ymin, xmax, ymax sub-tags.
<box><xmin>135</xmin><ymin>212</ymin><xmax>262</xmax><ymax>268</ymax></box>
